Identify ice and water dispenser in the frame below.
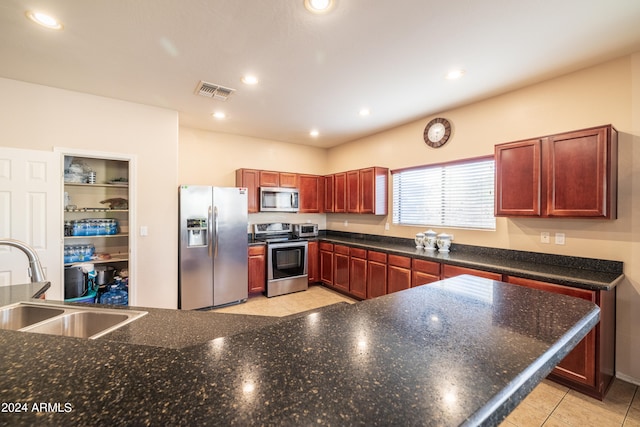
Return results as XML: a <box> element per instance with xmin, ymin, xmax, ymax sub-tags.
<box><xmin>186</xmin><ymin>218</ymin><xmax>208</xmax><ymax>247</ymax></box>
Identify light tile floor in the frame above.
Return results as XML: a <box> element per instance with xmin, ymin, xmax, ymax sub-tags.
<box><xmin>211</xmin><ymin>284</ymin><xmax>357</xmax><ymax>317</ymax></box>
<box><xmin>500</xmin><ymin>377</ymin><xmax>640</xmax><ymax>427</ymax></box>
<box><xmin>213</xmin><ymin>285</ymin><xmax>640</xmax><ymax>426</ymax></box>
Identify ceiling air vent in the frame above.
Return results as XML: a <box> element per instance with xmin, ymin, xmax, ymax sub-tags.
<box><xmin>194</xmin><ymin>81</ymin><xmax>235</xmax><ymax>101</ymax></box>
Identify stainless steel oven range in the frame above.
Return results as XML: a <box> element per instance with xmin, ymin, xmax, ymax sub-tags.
<box><xmin>254</xmin><ymin>223</ymin><xmax>308</xmax><ymax>298</ymax></box>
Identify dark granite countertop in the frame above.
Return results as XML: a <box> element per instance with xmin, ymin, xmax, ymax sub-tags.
<box><xmin>0</xmin><ymin>275</ymin><xmax>598</xmax><ymax>426</ymax></box>
<box><xmin>318</xmin><ymin>233</ymin><xmax>623</xmax><ymax>291</ymax></box>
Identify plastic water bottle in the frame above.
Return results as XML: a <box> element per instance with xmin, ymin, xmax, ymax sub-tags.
<box><xmin>99</xmin><ymin>280</ymin><xmax>128</xmax><ymax>305</ymax></box>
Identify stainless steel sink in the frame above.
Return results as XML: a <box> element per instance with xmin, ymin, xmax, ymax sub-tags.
<box><xmin>0</xmin><ymin>304</ymin><xmax>65</xmax><ymax>330</ymax></box>
<box><xmin>0</xmin><ymin>302</ymin><xmax>147</xmax><ymax>339</ymax></box>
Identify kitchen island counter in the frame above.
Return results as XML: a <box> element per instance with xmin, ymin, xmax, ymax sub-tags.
<box><xmin>0</xmin><ymin>275</ymin><xmax>599</xmax><ymax>426</ymax></box>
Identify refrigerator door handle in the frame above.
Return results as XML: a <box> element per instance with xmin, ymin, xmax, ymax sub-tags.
<box><xmin>214</xmin><ymin>206</ymin><xmax>219</xmax><ymax>259</ymax></box>
<box><xmin>208</xmin><ymin>205</ymin><xmax>213</xmax><ymax>258</ymax></box>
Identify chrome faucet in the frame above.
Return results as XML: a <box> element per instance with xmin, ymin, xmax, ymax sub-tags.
<box><xmin>0</xmin><ymin>238</ymin><xmax>47</xmax><ymax>283</ymax></box>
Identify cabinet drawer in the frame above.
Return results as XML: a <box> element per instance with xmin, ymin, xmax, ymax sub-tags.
<box><xmin>368</xmin><ymin>251</ymin><xmax>387</xmax><ymax>263</ymax></box>
<box><xmin>412</xmin><ymin>259</ymin><xmax>440</xmax><ymax>276</ymax></box>
<box><xmin>248</xmin><ymin>245</ymin><xmax>266</xmax><ymax>256</ymax></box>
<box><xmin>319</xmin><ymin>242</ymin><xmax>334</xmax><ymax>251</ymax></box>
<box><xmin>505</xmin><ymin>276</ymin><xmax>596</xmax><ymax>302</ymax></box>
<box><xmin>334</xmin><ymin>244</ymin><xmax>350</xmax><ymax>255</ymax></box>
<box><xmin>443</xmin><ymin>264</ymin><xmax>502</xmax><ymax>281</ymax></box>
<box><xmin>388</xmin><ymin>254</ymin><xmax>411</xmax><ymax>268</ymax></box>
<box><xmin>350</xmin><ymin>247</ymin><xmax>367</xmax><ymax>259</ymax></box>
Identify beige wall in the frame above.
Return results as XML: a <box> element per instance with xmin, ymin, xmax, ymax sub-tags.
<box><xmin>178</xmin><ymin>55</ymin><xmax>639</xmax><ymax>383</ymax></box>
<box><xmin>178</xmin><ymin>127</ymin><xmax>329</xmax><ymax>228</ymax></box>
<box><xmin>325</xmin><ymin>55</ymin><xmax>640</xmax><ymax>383</ymax></box>
<box><xmin>0</xmin><ymin>77</ymin><xmax>179</xmax><ymax>309</ymax></box>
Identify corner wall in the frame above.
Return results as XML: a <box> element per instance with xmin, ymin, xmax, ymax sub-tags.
<box><xmin>0</xmin><ymin>77</ymin><xmax>179</xmax><ymax>309</ymax></box>
<box><xmin>325</xmin><ymin>55</ymin><xmax>640</xmax><ymax>383</ymax></box>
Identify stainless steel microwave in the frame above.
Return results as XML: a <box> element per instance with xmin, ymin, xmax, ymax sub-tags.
<box><xmin>259</xmin><ymin>187</ymin><xmax>299</xmax><ymax>212</ymax></box>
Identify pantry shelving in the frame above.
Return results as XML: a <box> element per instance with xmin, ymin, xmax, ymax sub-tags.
<box><xmin>63</xmin><ymin>155</ymin><xmax>131</xmax><ymax>302</ymax></box>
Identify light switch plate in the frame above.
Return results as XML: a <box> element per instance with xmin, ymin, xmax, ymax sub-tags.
<box><xmin>540</xmin><ymin>232</ymin><xmax>550</xmax><ymax>244</ymax></box>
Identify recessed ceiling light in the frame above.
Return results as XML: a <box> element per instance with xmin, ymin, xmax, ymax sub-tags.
<box><xmin>25</xmin><ymin>11</ymin><xmax>63</xmax><ymax>30</ymax></box>
<box><xmin>304</xmin><ymin>0</ymin><xmax>335</xmax><ymax>14</ymax></box>
<box><xmin>212</xmin><ymin>112</ymin><xmax>226</xmax><ymax>119</ymax></box>
<box><xmin>446</xmin><ymin>69</ymin><xmax>465</xmax><ymax>80</ymax></box>
<box><xmin>359</xmin><ymin>108</ymin><xmax>371</xmax><ymax>117</ymax></box>
<box><xmin>310</xmin><ymin>129</ymin><xmax>320</xmax><ymax>137</ymax></box>
<box><xmin>241</xmin><ymin>75</ymin><xmax>259</xmax><ymax>85</ymax></box>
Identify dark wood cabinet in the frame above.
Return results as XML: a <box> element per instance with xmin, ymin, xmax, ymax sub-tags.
<box><xmin>248</xmin><ymin>245</ymin><xmax>266</xmax><ymax>293</ymax></box>
<box><xmin>495</xmin><ymin>125</ymin><xmax>617</xmax><ymax>219</ymax></box>
<box><xmin>411</xmin><ymin>258</ymin><xmax>440</xmax><ymax>287</ymax></box>
<box><xmin>299</xmin><ymin>174</ymin><xmax>324</xmax><ymax>213</ymax></box>
<box><xmin>505</xmin><ymin>275</ymin><xmax>615</xmax><ymax>400</ymax></box>
<box><xmin>334</xmin><ymin>172</ymin><xmax>346</xmax><ymax>213</ymax></box>
<box><xmin>279</xmin><ymin>172</ymin><xmax>298</xmax><ymax>188</ymax></box>
<box><xmin>259</xmin><ymin>170</ymin><xmax>280</xmax><ymax>187</ymax></box>
<box><xmin>323</xmin><ymin>175</ymin><xmax>334</xmax><ymax>212</ymax></box>
<box><xmin>495</xmin><ymin>139</ymin><xmax>542</xmax><ymax>216</ymax></box>
<box><xmin>307</xmin><ymin>240</ymin><xmax>319</xmax><ymax>283</ymax></box>
<box><xmin>367</xmin><ymin>251</ymin><xmax>387</xmax><ymax>298</ymax></box>
<box><xmin>387</xmin><ymin>255</ymin><xmax>411</xmax><ymax>294</ymax></box>
<box><xmin>442</xmin><ymin>264</ymin><xmax>502</xmax><ymax>281</ymax></box>
<box><xmin>546</xmin><ymin>126</ymin><xmax>617</xmax><ymax>218</ymax></box>
<box><xmin>359</xmin><ymin>167</ymin><xmax>388</xmax><ymax>215</ymax></box>
<box><xmin>333</xmin><ymin>244</ymin><xmax>350</xmax><ymax>292</ymax></box>
<box><xmin>235</xmin><ymin>168</ymin><xmax>260</xmax><ymax>213</ymax></box>
<box><xmin>319</xmin><ymin>242</ymin><xmax>334</xmax><ymax>285</ymax></box>
<box><xmin>349</xmin><ymin>247</ymin><xmax>367</xmax><ymax>299</ymax></box>
<box><xmin>347</xmin><ymin>170</ymin><xmax>360</xmax><ymax>213</ymax></box>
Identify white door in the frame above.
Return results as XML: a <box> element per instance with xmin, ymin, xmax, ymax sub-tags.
<box><xmin>0</xmin><ymin>147</ymin><xmax>61</xmax><ymax>299</ymax></box>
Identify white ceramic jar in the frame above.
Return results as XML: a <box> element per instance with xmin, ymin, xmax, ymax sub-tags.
<box><xmin>436</xmin><ymin>233</ymin><xmax>452</xmax><ymax>252</ymax></box>
<box><xmin>415</xmin><ymin>233</ymin><xmax>425</xmax><ymax>248</ymax></box>
<box><xmin>424</xmin><ymin>229</ymin><xmax>437</xmax><ymax>251</ymax></box>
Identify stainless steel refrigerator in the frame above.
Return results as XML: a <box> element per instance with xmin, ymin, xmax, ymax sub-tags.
<box><xmin>179</xmin><ymin>186</ymin><xmax>248</xmax><ymax>310</ymax></box>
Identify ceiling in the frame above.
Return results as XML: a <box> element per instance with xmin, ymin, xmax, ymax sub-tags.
<box><xmin>2</xmin><ymin>1</ymin><xmax>640</xmax><ymax>148</ymax></box>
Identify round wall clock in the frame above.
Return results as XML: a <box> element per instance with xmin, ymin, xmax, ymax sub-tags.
<box><xmin>424</xmin><ymin>117</ymin><xmax>452</xmax><ymax>148</ymax></box>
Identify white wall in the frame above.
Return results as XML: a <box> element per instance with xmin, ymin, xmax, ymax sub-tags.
<box><xmin>0</xmin><ymin>77</ymin><xmax>179</xmax><ymax>309</ymax></box>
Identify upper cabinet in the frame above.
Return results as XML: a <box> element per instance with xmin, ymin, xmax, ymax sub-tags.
<box><xmin>495</xmin><ymin>125</ymin><xmax>618</xmax><ymax>219</ymax></box>
<box><xmin>236</xmin><ymin>166</ymin><xmax>388</xmax><ymax>215</ymax></box>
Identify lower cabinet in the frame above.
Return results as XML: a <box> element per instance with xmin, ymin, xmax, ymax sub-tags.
<box><xmin>367</xmin><ymin>251</ymin><xmax>387</xmax><ymax>298</ymax></box>
<box><xmin>349</xmin><ymin>248</ymin><xmax>367</xmax><ymax>299</ymax></box>
<box><xmin>319</xmin><ymin>242</ymin><xmax>334</xmax><ymax>285</ymax></box>
<box><xmin>387</xmin><ymin>255</ymin><xmax>412</xmax><ymax>294</ymax></box>
<box><xmin>412</xmin><ymin>259</ymin><xmax>441</xmax><ymax>287</ymax></box>
<box><xmin>505</xmin><ymin>275</ymin><xmax>615</xmax><ymax>400</ymax></box>
<box><xmin>307</xmin><ymin>240</ymin><xmax>319</xmax><ymax>283</ymax></box>
<box><xmin>333</xmin><ymin>245</ymin><xmax>350</xmax><ymax>292</ymax></box>
<box><xmin>248</xmin><ymin>245</ymin><xmax>266</xmax><ymax>294</ymax></box>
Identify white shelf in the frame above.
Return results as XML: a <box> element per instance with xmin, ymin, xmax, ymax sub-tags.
<box><xmin>64</xmin><ymin>233</ymin><xmax>129</xmax><ymax>240</ymax></box>
<box><xmin>64</xmin><ymin>254</ymin><xmax>128</xmax><ymax>267</ymax></box>
<box><xmin>64</xmin><ymin>182</ymin><xmax>128</xmax><ymax>188</ymax></box>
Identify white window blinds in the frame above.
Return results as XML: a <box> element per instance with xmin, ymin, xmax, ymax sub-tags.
<box><xmin>392</xmin><ymin>157</ymin><xmax>496</xmax><ymax>230</ymax></box>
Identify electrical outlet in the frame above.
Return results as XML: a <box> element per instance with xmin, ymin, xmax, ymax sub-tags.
<box><xmin>385</xmin><ymin>223</ymin><xmax>390</xmax><ymax>230</ymax></box>
<box><xmin>555</xmin><ymin>233</ymin><xmax>566</xmax><ymax>245</ymax></box>
<box><xmin>344</xmin><ymin>220</ymin><xmax>348</xmax><ymax>227</ymax></box>
<box><xmin>540</xmin><ymin>232</ymin><xmax>550</xmax><ymax>244</ymax></box>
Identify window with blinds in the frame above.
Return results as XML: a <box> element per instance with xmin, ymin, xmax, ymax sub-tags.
<box><xmin>392</xmin><ymin>157</ymin><xmax>496</xmax><ymax>230</ymax></box>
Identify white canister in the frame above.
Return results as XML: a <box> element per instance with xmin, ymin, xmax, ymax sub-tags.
<box><xmin>414</xmin><ymin>233</ymin><xmax>425</xmax><ymax>248</ymax></box>
<box><xmin>424</xmin><ymin>229</ymin><xmax>437</xmax><ymax>251</ymax></box>
<box><xmin>436</xmin><ymin>233</ymin><xmax>452</xmax><ymax>252</ymax></box>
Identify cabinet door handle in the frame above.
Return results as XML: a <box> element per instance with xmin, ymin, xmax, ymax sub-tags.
<box><xmin>214</xmin><ymin>206</ymin><xmax>219</xmax><ymax>259</ymax></box>
<box><xmin>208</xmin><ymin>206</ymin><xmax>213</xmax><ymax>258</ymax></box>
